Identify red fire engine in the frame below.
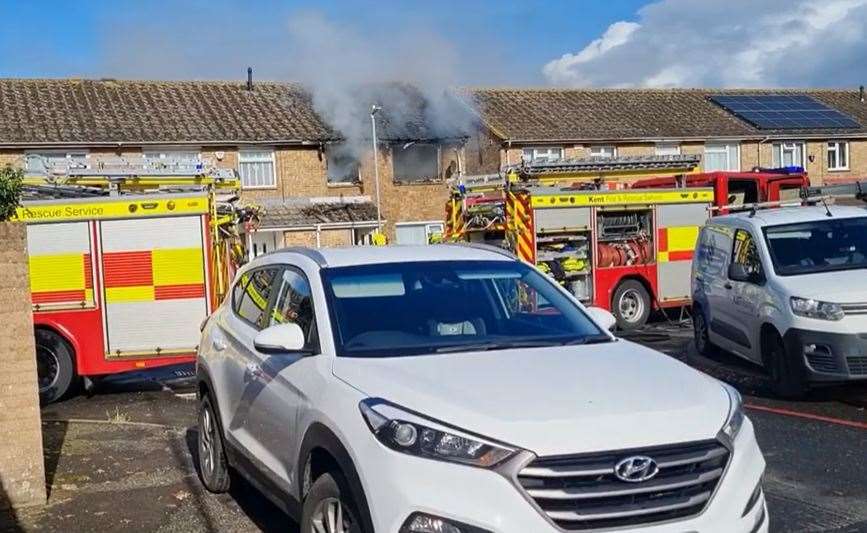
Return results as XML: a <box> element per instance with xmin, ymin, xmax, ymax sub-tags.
<box><xmin>17</xmin><ymin>158</ymin><xmax>243</xmax><ymax>403</ymax></box>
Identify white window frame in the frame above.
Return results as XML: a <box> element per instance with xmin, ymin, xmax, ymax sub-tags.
<box><xmin>521</xmin><ymin>147</ymin><xmax>564</xmax><ymax>163</ymax></box>
<box><xmin>24</xmin><ymin>150</ymin><xmax>90</xmax><ymax>172</ymax></box>
<box><xmin>654</xmin><ymin>142</ymin><xmax>681</xmax><ymax>156</ymax></box>
<box><xmin>703</xmin><ymin>142</ymin><xmax>740</xmax><ymax>171</ymax></box>
<box><xmin>826</xmin><ymin>141</ymin><xmax>849</xmax><ymax>171</ymax></box>
<box><xmin>394</xmin><ymin>221</ymin><xmax>445</xmax><ymax>245</ymax></box>
<box><xmin>772</xmin><ymin>142</ymin><xmax>805</xmax><ymax>168</ymax></box>
<box><xmin>589</xmin><ymin>145</ymin><xmax>617</xmax><ymax>158</ymax></box>
<box><xmin>238</xmin><ymin>148</ymin><xmax>277</xmax><ymax>189</ymax></box>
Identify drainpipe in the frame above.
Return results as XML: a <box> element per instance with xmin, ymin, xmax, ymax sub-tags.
<box><xmin>757</xmin><ymin>136</ymin><xmax>771</xmax><ymax>170</ymax></box>
<box><xmin>370</xmin><ymin>105</ymin><xmax>383</xmax><ymax>233</ymax></box>
<box><xmin>315</xmin><ymin>224</ymin><xmax>322</xmax><ymax>248</ymax></box>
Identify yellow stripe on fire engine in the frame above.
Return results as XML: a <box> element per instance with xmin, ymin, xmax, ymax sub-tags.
<box><xmin>29</xmin><ymin>254</ymin><xmax>85</xmax><ymax>292</ymax></box>
<box><xmin>666</xmin><ymin>226</ymin><xmax>700</xmax><ymax>251</ymax></box>
<box><xmin>13</xmin><ymin>196</ymin><xmax>209</xmax><ymax>223</ymax></box>
<box><xmin>152</xmin><ymin>248</ymin><xmax>205</xmax><ymax>286</ymax></box>
<box><xmin>530</xmin><ymin>190</ymin><xmax>714</xmax><ymax>208</ymax></box>
<box><xmin>106</xmin><ymin>286</ymin><xmax>155</xmax><ymax>303</ymax></box>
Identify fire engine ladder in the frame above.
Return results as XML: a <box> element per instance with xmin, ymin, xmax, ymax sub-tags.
<box><xmin>509</xmin><ymin>154</ymin><xmax>702</xmax><ymax>182</ymax></box>
<box><xmin>23</xmin><ymin>156</ymin><xmax>245</xmax><ymax>301</ymax></box>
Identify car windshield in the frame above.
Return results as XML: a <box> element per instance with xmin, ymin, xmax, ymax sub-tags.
<box><xmin>763</xmin><ymin>216</ymin><xmax>867</xmax><ymax>276</ymax></box>
<box><xmin>320</xmin><ymin>260</ymin><xmax>608</xmax><ymax>358</ymax></box>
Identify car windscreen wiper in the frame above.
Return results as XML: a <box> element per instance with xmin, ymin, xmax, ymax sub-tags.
<box><xmin>435</xmin><ymin>339</ymin><xmax>563</xmax><ymax>353</ymax></box>
<box><xmin>562</xmin><ymin>334</ymin><xmax>613</xmax><ymax>346</ymax></box>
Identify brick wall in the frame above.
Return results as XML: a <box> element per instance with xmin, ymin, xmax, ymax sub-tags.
<box><xmin>0</xmin><ymin>223</ymin><xmax>46</xmax><ymax>509</ymax></box>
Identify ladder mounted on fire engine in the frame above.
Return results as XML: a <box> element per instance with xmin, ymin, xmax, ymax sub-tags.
<box><xmin>509</xmin><ymin>154</ymin><xmax>702</xmax><ymax>181</ymax></box>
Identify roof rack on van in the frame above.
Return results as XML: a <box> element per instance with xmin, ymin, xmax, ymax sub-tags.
<box><xmin>708</xmin><ymin>196</ymin><xmax>829</xmax><ymax>215</ymax></box>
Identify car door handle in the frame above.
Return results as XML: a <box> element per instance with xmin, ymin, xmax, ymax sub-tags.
<box><xmin>724</xmin><ymin>282</ymin><xmax>733</xmax><ymax>290</ymax></box>
<box><xmin>212</xmin><ymin>337</ymin><xmax>227</xmax><ymax>351</ymax></box>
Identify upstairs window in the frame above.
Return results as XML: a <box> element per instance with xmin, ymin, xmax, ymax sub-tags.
<box><xmin>827</xmin><ymin>141</ymin><xmax>849</xmax><ymax>171</ymax></box>
<box><xmin>589</xmin><ymin>145</ymin><xmax>616</xmax><ymax>158</ymax></box>
<box><xmin>703</xmin><ymin>142</ymin><xmax>739</xmax><ymax>171</ymax></box>
<box><xmin>326</xmin><ymin>144</ymin><xmax>361</xmax><ymax>184</ymax></box>
<box><xmin>239</xmin><ymin>149</ymin><xmax>276</xmax><ymax>188</ymax></box>
<box><xmin>522</xmin><ymin>147</ymin><xmax>563</xmax><ymax>163</ymax></box>
<box><xmin>393</xmin><ymin>143</ymin><xmax>440</xmax><ymax>183</ymax></box>
<box><xmin>772</xmin><ymin>142</ymin><xmax>805</xmax><ymax>168</ymax></box>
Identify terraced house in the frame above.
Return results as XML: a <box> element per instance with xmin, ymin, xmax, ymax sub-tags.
<box><xmin>462</xmin><ymin>88</ymin><xmax>867</xmax><ymax>186</ymax></box>
<box><xmin>0</xmin><ymin>78</ymin><xmax>467</xmax><ymax>251</ymax></box>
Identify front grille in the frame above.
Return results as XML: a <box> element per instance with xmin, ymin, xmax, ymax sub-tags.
<box><xmin>805</xmin><ymin>348</ymin><xmax>841</xmax><ymax>374</ymax></box>
<box><xmin>847</xmin><ymin>356</ymin><xmax>867</xmax><ymax>375</ymax></box>
<box><xmin>842</xmin><ymin>302</ymin><xmax>867</xmax><ymax>316</ymax></box>
<box><xmin>517</xmin><ymin>440</ymin><xmax>729</xmax><ymax>530</ymax></box>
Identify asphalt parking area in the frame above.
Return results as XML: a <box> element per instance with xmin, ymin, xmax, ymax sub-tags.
<box><xmin>2</xmin><ymin>318</ymin><xmax>866</xmax><ymax>533</ymax></box>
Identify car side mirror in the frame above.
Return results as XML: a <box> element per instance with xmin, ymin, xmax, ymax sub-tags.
<box><xmin>586</xmin><ymin>306</ymin><xmax>617</xmax><ymax>331</ymax></box>
<box><xmin>254</xmin><ymin>323</ymin><xmax>306</xmax><ymax>354</ymax></box>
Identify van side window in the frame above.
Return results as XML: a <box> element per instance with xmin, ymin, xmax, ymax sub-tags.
<box><xmin>731</xmin><ymin>230</ymin><xmax>763</xmax><ymax>278</ymax></box>
<box><xmin>235</xmin><ymin>268</ymin><xmax>280</xmax><ymax>329</ymax></box>
<box><xmin>270</xmin><ymin>268</ymin><xmax>319</xmax><ymax>350</ymax></box>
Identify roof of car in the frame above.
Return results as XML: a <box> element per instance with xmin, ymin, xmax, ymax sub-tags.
<box><xmin>273</xmin><ymin>244</ymin><xmax>515</xmax><ymax>268</ymax></box>
<box><xmin>712</xmin><ymin>205</ymin><xmax>867</xmax><ymax>228</ymax></box>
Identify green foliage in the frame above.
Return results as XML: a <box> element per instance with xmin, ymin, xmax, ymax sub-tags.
<box><xmin>0</xmin><ymin>166</ymin><xmax>24</xmax><ymax>221</ymax></box>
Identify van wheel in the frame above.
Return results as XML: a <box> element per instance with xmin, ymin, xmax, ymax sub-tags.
<box><xmin>763</xmin><ymin>332</ymin><xmax>808</xmax><ymax>399</ymax></box>
<box><xmin>612</xmin><ymin>280</ymin><xmax>651</xmax><ymax>330</ymax></box>
<box><xmin>35</xmin><ymin>329</ymin><xmax>75</xmax><ymax>404</ymax></box>
<box><xmin>692</xmin><ymin>307</ymin><xmax>717</xmax><ymax>356</ymax></box>
<box><xmin>197</xmin><ymin>395</ymin><xmax>231</xmax><ymax>493</ymax></box>
<box><xmin>302</xmin><ymin>472</ymin><xmax>364</xmax><ymax>533</ymax></box>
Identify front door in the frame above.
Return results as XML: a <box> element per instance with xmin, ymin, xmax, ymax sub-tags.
<box><xmin>722</xmin><ymin>229</ymin><xmax>766</xmax><ymax>362</ymax></box>
<box><xmin>242</xmin><ymin>266</ymin><xmax>321</xmax><ymax>492</ymax></box>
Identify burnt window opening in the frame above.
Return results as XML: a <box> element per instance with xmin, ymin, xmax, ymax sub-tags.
<box><xmin>326</xmin><ymin>145</ymin><xmax>361</xmax><ymax>184</ymax></box>
<box><xmin>392</xmin><ymin>143</ymin><xmax>440</xmax><ymax>183</ymax></box>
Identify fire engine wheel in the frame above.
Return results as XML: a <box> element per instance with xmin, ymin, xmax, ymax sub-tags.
<box><xmin>35</xmin><ymin>329</ymin><xmax>75</xmax><ymax>405</ymax></box>
<box><xmin>197</xmin><ymin>395</ymin><xmax>231</xmax><ymax>493</ymax></box>
<box><xmin>612</xmin><ymin>280</ymin><xmax>651</xmax><ymax>331</ymax></box>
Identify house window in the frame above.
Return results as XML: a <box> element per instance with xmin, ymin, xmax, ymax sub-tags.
<box><xmin>143</xmin><ymin>149</ymin><xmax>201</xmax><ymax>164</ymax></box>
<box><xmin>827</xmin><ymin>141</ymin><xmax>849</xmax><ymax>171</ymax></box>
<box><xmin>522</xmin><ymin>147</ymin><xmax>563</xmax><ymax>163</ymax></box>
<box><xmin>395</xmin><ymin>222</ymin><xmax>444</xmax><ymax>245</ymax></box>
<box><xmin>25</xmin><ymin>151</ymin><xmax>88</xmax><ymax>173</ymax></box>
<box><xmin>326</xmin><ymin>145</ymin><xmax>360</xmax><ymax>184</ymax></box>
<box><xmin>392</xmin><ymin>143</ymin><xmax>440</xmax><ymax>183</ymax></box>
<box><xmin>772</xmin><ymin>142</ymin><xmax>805</xmax><ymax>168</ymax></box>
<box><xmin>655</xmin><ymin>143</ymin><xmax>680</xmax><ymax>156</ymax></box>
<box><xmin>703</xmin><ymin>142</ymin><xmax>740</xmax><ymax>171</ymax></box>
<box><xmin>589</xmin><ymin>145</ymin><xmax>616</xmax><ymax>158</ymax></box>
<box><xmin>239</xmin><ymin>149</ymin><xmax>276</xmax><ymax>188</ymax></box>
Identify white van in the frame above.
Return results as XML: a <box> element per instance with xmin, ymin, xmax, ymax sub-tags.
<box><xmin>692</xmin><ymin>205</ymin><xmax>867</xmax><ymax>397</ymax></box>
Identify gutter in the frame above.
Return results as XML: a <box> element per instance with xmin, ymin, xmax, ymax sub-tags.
<box><xmin>502</xmin><ymin>132</ymin><xmax>867</xmax><ymax>144</ymax></box>
<box><xmin>0</xmin><ymin>139</ymin><xmax>321</xmax><ymax>149</ymax></box>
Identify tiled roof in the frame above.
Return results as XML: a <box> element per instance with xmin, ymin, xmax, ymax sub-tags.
<box><xmin>462</xmin><ymin>88</ymin><xmax>867</xmax><ymax>142</ymax></box>
<box><xmin>258</xmin><ymin>197</ymin><xmax>378</xmax><ymax>229</ymax></box>
<box><xmin>0</xmin><ymin>78</ymin><xmax>336</xmax><ymax>145</ymax></box>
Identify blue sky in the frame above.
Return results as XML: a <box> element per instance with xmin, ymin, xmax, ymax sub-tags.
<box><xmin>0</xmin><ymin>0</ymin><xmax>645</xmax><ymax>84</ymax></box>
<box><xmin>2</xmin><ymin>0</ymin><xmax>866</xmax><ymax>87</ymax></box>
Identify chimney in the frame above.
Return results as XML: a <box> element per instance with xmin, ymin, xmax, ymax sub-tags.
<box><xmin>860</xmin><ymin>85</ymin><xmax>865</xmax><ymax>103</ymax></box>
<box><xmin>246</xmin><ymin>67</ymin><xmax>253</xmax><ymax>91</ymax></box>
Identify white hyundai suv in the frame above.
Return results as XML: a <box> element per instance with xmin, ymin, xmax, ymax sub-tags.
<box><xmin>196</xmin><ymin>244</ymin><xmax>767</xmax><ymax>533</ymax></box>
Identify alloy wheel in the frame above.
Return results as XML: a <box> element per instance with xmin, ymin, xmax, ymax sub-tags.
<box><xmin>199</xmin><ymin>404</ymin><xmax>216</xmax><ymax>478</ymax></box>
<box><xmin>311</xmin><ymin>497</ymin><xmax>353</xmax><ymax>533</ymax></box>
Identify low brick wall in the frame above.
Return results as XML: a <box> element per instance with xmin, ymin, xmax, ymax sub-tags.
<box><xmin>0</xmin><ymin>222</ymin><xmax>46</xmax><ymax>509</ymax></box>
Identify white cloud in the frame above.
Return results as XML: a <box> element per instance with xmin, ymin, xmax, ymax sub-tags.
<box><xmin>543</xmin><ymin>0</ymin><xmax>867</xmax><ymax>87</ymax></box>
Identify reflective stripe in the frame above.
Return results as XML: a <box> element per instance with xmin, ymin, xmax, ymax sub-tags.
<box><xmin>106</xmin><ymin>286</ymin><xmax>155</xmax><ymax>303</ymax></box>
<box><xmin>152</xmin><ymin>248</ymin><xmax>204</xmax><ymax>285</ymax></box>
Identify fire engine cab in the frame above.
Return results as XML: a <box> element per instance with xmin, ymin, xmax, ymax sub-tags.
<box><xmin>16</xmin><ymin>157</ymin><xmax>244</xmax><ymax>403</ymax></box>
<box><xmin>445</xmin><ymin>155</ymin><xmax>714</xmax><ymax>329</ymax></box>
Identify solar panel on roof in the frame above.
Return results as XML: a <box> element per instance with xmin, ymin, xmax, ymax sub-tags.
<box><xmin>709</xmin><ymin>94</ymin><xmax>861</xmax><ymax>129</ymax></box>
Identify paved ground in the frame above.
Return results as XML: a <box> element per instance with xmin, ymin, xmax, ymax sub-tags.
<box><xmin>2</xmin><ymin>317</ymin><xmax>866</xmax><ymax>532</ymax></box>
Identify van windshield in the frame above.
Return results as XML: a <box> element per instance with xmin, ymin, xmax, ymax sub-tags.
<box><xmin>763</xmin><ymin>216</ymin><xmax>867</xmax><ymax>276</ymax></box>
<box><xmin>321</xmin><ymin>260</ymin><xmax>608</xmax><ymax>358</ymax></box>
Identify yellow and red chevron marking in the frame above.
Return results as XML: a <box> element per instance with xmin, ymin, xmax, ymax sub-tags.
<box><xmin>30</xmin><ymin>253</ymin><xmax>94</xmax><ymax>305</ymax></box>
<box><xmin>507</xmin><ymin>191</ymin><xmax>536</xmax><ymax>263</ymax></box>
<box><xmin>103</xmin><ymin>248</ymin><xmax>205</xmax><ymax>303</ymax></box>
<box><xmin>657</xmin><ymin>226</ymin><xmax>700</xmax><ymax>262</ymax></box>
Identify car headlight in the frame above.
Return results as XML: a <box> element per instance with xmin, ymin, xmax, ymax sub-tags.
<box><xmin>790</xmin><ymin>297</ymin><xmax>844</xmax><ymax>321</ymax></box>
<box><xmin>720</xmin><ymin>383</ymin><xmax>745</xmax><ymax>443</ymax></box>
<box><xmin>359</xmin><ymin>399</ymin><xmax>517</xmax><ymax>468</ymax></box>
